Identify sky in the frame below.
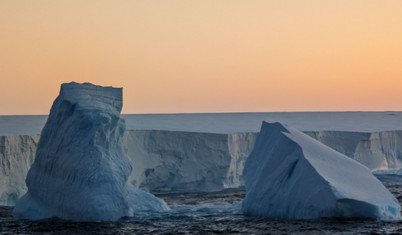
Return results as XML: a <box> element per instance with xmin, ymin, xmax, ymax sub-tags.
<box><xmin>1</xmin><ymin>0</ymin><xmax>402</xmax><ymax>115</ymax></box>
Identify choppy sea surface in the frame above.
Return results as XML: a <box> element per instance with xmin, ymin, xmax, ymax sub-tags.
<box><xmin>1</xmin><ymin>175</ymin><xmax>402</xmax><ymax>234</ymax></box>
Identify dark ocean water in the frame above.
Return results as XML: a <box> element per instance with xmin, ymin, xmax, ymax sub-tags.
<box><xmin>2</xmin><ymin>177</ymin><xmax>402</xmax><ymax>234</ymax></box>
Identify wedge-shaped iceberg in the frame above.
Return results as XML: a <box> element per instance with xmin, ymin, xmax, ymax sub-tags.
<box><xmin>14</xmin><ymin>82</ymin><xmax>168</xmax><ymax>221</ymax></box>
<box><xmin>242</xmin><ymin>122</ymin><xmax>401</xmax><ymax>220</ymax></box>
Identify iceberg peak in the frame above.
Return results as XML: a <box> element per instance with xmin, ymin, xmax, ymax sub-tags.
<box><xmin>242</xmin><ymin>121</ymin><xmax>401</xmax><ymax>220</ymax></box>
<box><xmin>13</xmin><ymin>82</ymin><xmax>168</xmax><ymax>221</ymax></box>
<box><xmin>59</xmin><ymin>82</ymin><xmax>123</xmax><ymax>113</ymax></box>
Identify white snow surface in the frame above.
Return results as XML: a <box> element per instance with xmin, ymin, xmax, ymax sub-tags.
<box><xmin>13</xmin><ymin>82</ymin><xmax>168</xmax><ymax>221</ymax></box>
<box><xmin>242</xmin><ymin>122</ymin><xmax>401</xmax><ymax>220</ymax></box>
<box><xmin>1</xmin><ymin>111</ymin><xmax>402</xmax><ymax>136</ymax></box>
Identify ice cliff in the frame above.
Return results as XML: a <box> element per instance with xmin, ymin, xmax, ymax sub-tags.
<box><xmin>1</xmin><ymin>130</ymin><xmax>255</xmax><ymax>206</ymax></box>
<box><xmin>13</xmin><ymin>82</ymin><xmax>168</xmax><ymax>221</ymax></box>
<box><xmin>242</xmin><ymin>122</ymin><xmax>401</xmax><ymax>220</ymax></box>
<box><xmin>0</xmin><ymin>135</ymin><xmax>39</xmax><ymax>206</ymax></box>
<box><xmin>3</xmin><ymin>125</ymin><xmax>402</xmax><ymax>206</ymax></box>
<box><xmin>125</xmin><ymin>130</ymin><xmax>256</xmax><ymax>192</ymax></box>
<box><xmin>3</xmin><ymin>128</ymin><xmax>402</xmax><ymax>206</ymax></box>
<box><xmin>306</xmin><ymin>131</ymin><xmax>402</xmax><ymax>171</ymax></box>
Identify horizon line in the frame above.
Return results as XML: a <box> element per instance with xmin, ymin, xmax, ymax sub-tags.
<box><xmin>1</xmin><ymin>110</ymin><xmax>401</xmax><ymax>116</ymax></box>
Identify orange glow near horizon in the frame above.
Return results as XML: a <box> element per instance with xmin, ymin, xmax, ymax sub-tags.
<box><xmin>1</xmin><ymin>0</ymin><xmax>402</xmax><ymax>115</ymax></box>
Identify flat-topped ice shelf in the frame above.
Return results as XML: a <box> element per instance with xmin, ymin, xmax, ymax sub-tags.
<box><xmin>1</xmin><ymin>112</ymin><xmax>402</xmax><ymax>136</ymax></box>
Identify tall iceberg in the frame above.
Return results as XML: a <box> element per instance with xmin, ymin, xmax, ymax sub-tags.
<box><xmin>242</xmin><ymin>122</ymin><xmax>401</xmax><ymax>220</ymax></box>
<box><xmin>14</xmin><ymin>82</ymin><xmax>168</xmax><ymax>221</ymax></box>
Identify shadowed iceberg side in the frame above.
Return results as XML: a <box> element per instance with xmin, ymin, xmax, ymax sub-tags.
<box><xmin>13</xmin><ymin>82</ymin><xmax>168</xmax><ymax>221</ymax></box>
<box><xmin>242</xmin><ymin>121</ymin><xmax>401</xmax><ymax>220</ymax></box>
